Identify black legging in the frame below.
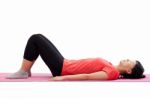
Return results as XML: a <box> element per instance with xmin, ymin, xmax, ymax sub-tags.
<box><xmin>23</xmin><ymin>34</ymin><xmax>64</xmax><ymax>77</ymax></box>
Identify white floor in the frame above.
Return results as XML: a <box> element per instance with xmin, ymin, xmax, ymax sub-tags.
<box><xmin>0</xmin><ymin>82</ymin><xmax>150</xmax><ymax>99</ymax></box>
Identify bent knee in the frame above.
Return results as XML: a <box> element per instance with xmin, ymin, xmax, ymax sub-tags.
<box><xmin>31</xmin><ymin>33</ymin><xmax>43</xmax><ymax>37</ymax></box>
<box><xmin>30</xmin><ymin>33</ymin><xmax>43</xmax><ymax>39</ymax></box>
<box><xmin>28</xmin><ymin>33</ymin><xmax>43</xmax><ymax>41</ymax></box>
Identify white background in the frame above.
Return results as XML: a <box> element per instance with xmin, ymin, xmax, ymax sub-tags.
<box><xmin>0</xmin><ymin>0</ymin><xmax>150</xmax><ymax>99</ymax></box>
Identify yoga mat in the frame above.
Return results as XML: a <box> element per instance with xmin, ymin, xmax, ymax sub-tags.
<box><xmin>0</xmin><ymin>73</ymin><xmax>150</xmax><ymax>82</ymax></box>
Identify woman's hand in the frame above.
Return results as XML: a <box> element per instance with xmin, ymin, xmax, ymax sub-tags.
<box><xmin>51</xmin><ymin>76</ymin><xmax>64</xmax><ymax>81</ymax></box>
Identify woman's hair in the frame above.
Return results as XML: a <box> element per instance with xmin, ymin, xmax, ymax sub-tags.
<box><xmin>121</xmin><ymin>60</ymin><xmax>145</xmax><ymax>79</ymax></box>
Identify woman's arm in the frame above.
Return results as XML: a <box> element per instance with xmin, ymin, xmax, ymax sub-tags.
<box><xmin>51</xmin><ymin>71</ymin><xmax>108</xmax><ymax>81</ymax></box>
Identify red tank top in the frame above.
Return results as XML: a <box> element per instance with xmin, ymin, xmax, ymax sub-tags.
<box><xmin>61</xmin><ymin>57</ymin><xmax>120</xmax><ymax>80</ymax></box>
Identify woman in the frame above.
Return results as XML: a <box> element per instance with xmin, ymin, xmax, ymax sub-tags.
<box><xmin>6</xmin><ymin>34</ymin><xmax>145</xmax><ymax>81</ymax></box>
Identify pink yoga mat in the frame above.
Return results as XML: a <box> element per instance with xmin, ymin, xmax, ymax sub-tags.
<box><xmin>0</xmin><ymin>73</ymin><xmax>150</xmax><ymax>82</ymax></box>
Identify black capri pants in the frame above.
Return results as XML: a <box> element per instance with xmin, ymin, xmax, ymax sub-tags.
<box><xmin>23</xmin><ymin>34</ymin><xmax>64</xmax><ymax>77</ymax></box>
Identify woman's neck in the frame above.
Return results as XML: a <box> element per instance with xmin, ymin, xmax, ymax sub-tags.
<box><xmin>115</xmin><ymin>65</ymin><xmax>124</xmax><ymax>74</ymax></box>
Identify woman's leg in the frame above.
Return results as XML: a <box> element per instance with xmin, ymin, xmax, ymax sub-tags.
<box><xmin>20</xmin><ymin>59</ymin><xmax>35</xmax><ymax>73</ymax></box>
<box><xmin>23</xmin><ymin>33</ymin><xmax>64</xmax><ymax>76</ymax></box>
<box><xmin>7</xmin><ymin>34</ymin><xmax>64</xmax><ymax>79</ymax></box>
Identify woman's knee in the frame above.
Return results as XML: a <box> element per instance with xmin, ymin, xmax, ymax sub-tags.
<box><xmin>30</xmin><ymin>33</ymin><xmax>44</xmax><ymax>40</ymax></box>
<box><xmin>30</xmin><ymin>33</ymin><xmax>43</xmax><ymax>38</ymax></box>
<box><xmin>28</xmin><ymin>33</ymin><xmax>43</xmax><ymax>42</ymax></box>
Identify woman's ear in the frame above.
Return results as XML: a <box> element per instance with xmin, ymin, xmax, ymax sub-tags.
<box><xmin>126</xmin><ymin>69</ymin><xmax>132</xmax><ymax>74</ymax></box>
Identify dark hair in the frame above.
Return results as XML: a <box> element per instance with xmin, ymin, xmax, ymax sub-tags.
<box><xmin>121</xmin><ymin>60</ymin><xmax>145</xmax><ymax>79</ymax></box>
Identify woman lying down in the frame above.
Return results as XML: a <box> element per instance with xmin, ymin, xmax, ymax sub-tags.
<box><xmin>6</xmin><ymin>34</ymin><xmax>145</xmax><ymax>81</ymax></box>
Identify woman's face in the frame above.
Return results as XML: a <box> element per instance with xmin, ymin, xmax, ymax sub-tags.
<box><xmin>118</xmin><ymin>59</ymin><xmax>136</xmax><ymax>74</ymax></box>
